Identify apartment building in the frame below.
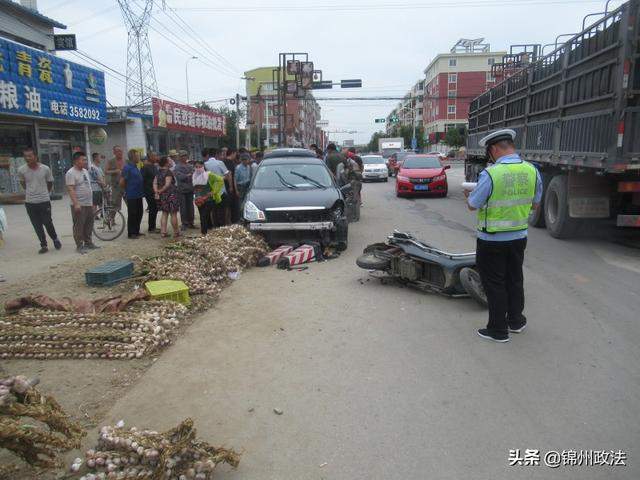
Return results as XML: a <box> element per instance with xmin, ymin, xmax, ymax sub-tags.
<box><xmin>423</xmin><ymin>39</ymin><xmax>506</xmax><ymax>144</ymax></box>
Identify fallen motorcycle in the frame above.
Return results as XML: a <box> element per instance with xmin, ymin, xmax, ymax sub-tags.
<box><xmin>356</xmin><ymin>230</ymin><xmax>487</xmax><ymax>307</ymax></box>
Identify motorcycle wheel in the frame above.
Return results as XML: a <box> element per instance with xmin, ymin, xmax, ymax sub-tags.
<box><xmin>459</xmin><ymin>267</ymin><xmax>488</xmax><ymax>308</ymax></box>
<box><xmin>356</xmin><ymin>252</ymin><xmax>391</xmax><ymax>271</ymax></box>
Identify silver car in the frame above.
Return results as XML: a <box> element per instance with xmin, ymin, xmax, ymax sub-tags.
<box><xmin>361</xmin><ymin>155</ymin><xmax>389</xmax><ymax>182</ymax></box>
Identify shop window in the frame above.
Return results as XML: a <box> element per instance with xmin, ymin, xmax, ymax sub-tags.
<box><xmin>0</xmin><ymin>125</ymin><xmax>33</xmax><ymax>196</ymax></box>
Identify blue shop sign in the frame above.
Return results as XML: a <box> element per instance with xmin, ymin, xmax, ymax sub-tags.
<box><xmin>0</xmin><ymin>38</ymin><xmax>106</xmax><ymax>124</ymax></box>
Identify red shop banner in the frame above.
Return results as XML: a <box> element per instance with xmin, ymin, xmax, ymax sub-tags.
<box><xmin>152</xmin><ymin>97</ymin><xmax>225</xmax><ymax>137</ymax></box>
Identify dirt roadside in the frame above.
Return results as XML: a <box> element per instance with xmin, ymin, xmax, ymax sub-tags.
<box><xmin>0</xmin><ymin>232</ymin><xmax>209</xmax><ymax>477</ymax></box>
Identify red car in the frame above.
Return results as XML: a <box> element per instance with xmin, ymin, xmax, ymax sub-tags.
<box><xmin>396</xmin><ymin>154</ymin><xmax>450</xmax><ymax>197</ymax></box>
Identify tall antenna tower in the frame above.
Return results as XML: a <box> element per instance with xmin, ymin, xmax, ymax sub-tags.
<box><xmin>117</xmin><ymin>0</ymin><xmax>159</xmax><ymax>108</ymax></box>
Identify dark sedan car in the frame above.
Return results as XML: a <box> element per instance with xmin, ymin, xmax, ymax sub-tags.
<box><xmin>243</xmin><ymin>149</ymin><xmax>350</xmax><ymax>249</ymax></box>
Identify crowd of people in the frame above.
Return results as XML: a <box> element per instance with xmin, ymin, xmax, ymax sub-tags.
<box><xmin>16</xmin><ymin>142</ymin><xmax>365</xmax><ymax>256</ymax></box>
<box><xmin>17</xmin><ymin>145</ymin><xmax>264</xmax><ymax>255</ymax></box>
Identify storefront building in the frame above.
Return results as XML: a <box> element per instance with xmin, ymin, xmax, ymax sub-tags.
<box><xmin>150</xmin><ymin>98</ymin><xmax>225</xmax><ymax>158</ymax></box>
<box><xmin>0</xmin><ymin>37</ymin><xmax>107</xmax><ymax>201</ymax></box>
<box><xmin>95</xmin><ymin>99</ymin><xmax>226</xmax><ymax>162</ymax></box>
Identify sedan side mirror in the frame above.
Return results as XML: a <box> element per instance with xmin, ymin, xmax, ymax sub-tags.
<box><xmin>444</xmin><ymin>165</ymin><xmax>451</xmax><ymax>170</ymax></box>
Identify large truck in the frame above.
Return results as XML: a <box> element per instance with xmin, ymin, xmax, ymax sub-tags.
<box><xmin>465</xmin><ymin>0</ymin><xmax>640</xmax><ymax>238</ymax></box>
<box><xmin>378</xmin><ymin>137</ymin><xmax>404</xmax><ymax>158</ymax></box>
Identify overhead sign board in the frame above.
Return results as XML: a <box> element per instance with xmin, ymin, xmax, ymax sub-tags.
<box><xmin>152</xmin><ymin>98</ymin><xmax>225</xmax><ymax>137</ymax></box>
<box><xmin>340</xmin><ymin>79</ymin><xmax>362</xmax><ymax>88</ymax></box>
<box><xmin>53</xmin><ymin>34</ymin><xmax>77</xmax><ymax>51</ymax></box>
<box><xmin>0</xmin><ymin>37</ymin><xmax>106</xmax><ymax>124</ymax></box>
<box><xmin>300</xmin><ymin>61</ymin><xmax>314</xmax><ymax>89</ymax></box>
<box><xmin>381</xmin><ymin>141</ymin><xmax>402</xmax><ymax>149</ymax></box>
<box><xmin>312</xmin><ymin>80</ymin><xmax>333</xmax><ymax>90</ymax></box>
<box><xmin>286</xmin><ymin>60</ymin><xmax>300</xmax><ymax>75</ymax></box>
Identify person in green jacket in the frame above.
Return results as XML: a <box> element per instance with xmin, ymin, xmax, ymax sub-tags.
<box><xmin>192</xmin><ymin>160</ymin><xmax>223</xmax><ymax>235</ymax></box>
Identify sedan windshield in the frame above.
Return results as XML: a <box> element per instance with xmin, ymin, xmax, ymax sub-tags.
<box><xmin>362</xmin><ymin>156</ymin><xmax>385</xmax><ymax>165</ymax></box>
<box><xmin>253</xmin><ymin>163</ymin><xmax>333</xmax><ymax>189</ymax></box>
<box><xmin>402</xmin><ymin>156</ymin><xmax>442</xmax><ymax>169</ymax></box>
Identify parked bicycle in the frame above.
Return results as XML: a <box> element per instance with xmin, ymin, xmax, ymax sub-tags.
<box><xmin>92</xmin><ymin>187</ymin><xmax>125</xmax><ymax>241</ymax></box>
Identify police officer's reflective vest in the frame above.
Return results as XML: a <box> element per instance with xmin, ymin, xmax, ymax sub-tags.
<box><xmin>477</xmin><ymin>161</ymin><xmax>537</xmax><ymax>233</ymax></box>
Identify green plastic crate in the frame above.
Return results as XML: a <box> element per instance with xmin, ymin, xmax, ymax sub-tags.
<box><xmin>145</xmin><ymin>280</ymin><xmax>190</xmax><ymax>305</ymax></box>
<box><xmin>86</xmin><ymin>260</ymin><xmax>134</xmax><ymax>286</ymax></box>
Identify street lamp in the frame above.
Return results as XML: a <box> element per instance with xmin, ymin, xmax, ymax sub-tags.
<box><xmin>185</xmin><ymin>56</ymin><xmax>198</xmax><ymax>105</ymax></box>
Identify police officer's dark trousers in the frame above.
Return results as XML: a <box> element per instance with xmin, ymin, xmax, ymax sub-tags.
<box><xmin>476</xmin><ymin>237</ymin><xmax>527</xmax><ymax>334</ymax></box>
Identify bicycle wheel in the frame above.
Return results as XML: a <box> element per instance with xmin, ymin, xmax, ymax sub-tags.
<box><xmin>93</xmin><ymin>207</ymin><xmax>125</xmax><ymax>241</ymax></box>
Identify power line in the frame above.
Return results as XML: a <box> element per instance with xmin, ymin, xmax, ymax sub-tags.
<box><xmin>149</xmin><ymin>0</ymin><xmax>240</xmax><ymax>74</ymax></box>
<box><xmin>145</xmin><ymin>19</ymin><xmax>239</xmax><ymax>79</ymax></box>
<box><xmin>72</xmin><ymin>49</ymin><xmax>183</xmax><ymax>103</ymax></box>
<box><xmin>129</xmin><ymin>0</ymin><xmax>240</xmax><ymax>78</ymax></box>
<box><xmin>174</xmin><ymin>0</ymin><xmax>604</xmax><ymax>13</ymax></box>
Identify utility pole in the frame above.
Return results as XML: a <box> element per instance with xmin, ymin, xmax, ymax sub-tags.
<box><xmin>235</xmin><ymin>93</ymin><xmax>241</xmax><ymax>149</ymax></box>
<box><xmin>117</xmin><ymin>0</ymin><xmax>158</xmax><ymax>109</ymax></box>
<box><xmin>245</xmin><ymin>90</ymin><xmax>252</xmax><ymax>150</ymax></box>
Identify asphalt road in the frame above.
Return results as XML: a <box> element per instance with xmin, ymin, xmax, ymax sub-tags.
<box><xmin>97</xmin><ymin>164</ymin><xmax>640</xmax><ymax>480</ymax></box>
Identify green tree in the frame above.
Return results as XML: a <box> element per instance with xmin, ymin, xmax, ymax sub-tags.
<box><xmin>445</xmin><ymin>126</ymin><xmax>467</xmax><ymax>148</ymax></box>
<box><xmin>367</xmin><ymin>131</ymin><xmax>385</xmax><ymax>152</ymax></box>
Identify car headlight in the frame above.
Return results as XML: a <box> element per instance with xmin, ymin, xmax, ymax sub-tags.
<box><xmin>397</xmin><ymin>175</ymin><xmax>409</xmax><ymax>182</ymax></box>
<box><xmin>433</xmin><ymin>175</ymin><xmax>446</xmax><ymax>181</ymax></box>
<box><xmin>243</xmin><ymin>201</ymin><xmax>265</xmax><ymax>221</ymax></box>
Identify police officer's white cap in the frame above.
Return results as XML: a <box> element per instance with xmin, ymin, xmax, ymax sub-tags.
<box><xmin>478</xmin><ymin>129</ymin><xmax>517</xmax><ymax>148</ymax></box>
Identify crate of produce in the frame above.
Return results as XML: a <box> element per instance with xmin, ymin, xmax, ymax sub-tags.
<box><xmin>145</xmin><ymin>280</ymin><xmax>190</xmax><ymax>305</ymax></box>
<box><xmin>85</xmin><ymin>260</ymin><xmax>134</xmax><ymax>287</ymax></box>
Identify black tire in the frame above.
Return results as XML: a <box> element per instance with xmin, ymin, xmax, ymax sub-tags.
<box><xmin>529</xmin><ymin>174</ymin><xmax>548</xmax><ymax>228</ymax></box>
<box><xmin>93</xmin><ymin>207</ymin><xmax>125</xmax><ymax>241</ymax></box>
<box><xmin>529</xmin><ymin>202</ymin><xmax>546</xmax><ymax>228</ymax></box>
<box><xmin>356</xmin><ymin>252</ymin><xmax>390</xmax><ymax>271</ymax></box>
<box><xmin>459</xmin><ymin>267</ymin><xmax>488</xmax><ymax>308</ymax></box>
<box><xmin>544</xmin><ymin>175</ymin><xmax>578</xmax><ymax>238</ymax></box>
<box><xmin>363</xmin><ymin>242</ymin><xmax>389</xmax><ymax>254</ymax></box>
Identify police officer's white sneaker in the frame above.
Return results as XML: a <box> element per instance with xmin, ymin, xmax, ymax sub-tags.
<box><xmin>477</xmin><ymin>328</ymin><xmax>510</xmax><ymax>343</ymax></box>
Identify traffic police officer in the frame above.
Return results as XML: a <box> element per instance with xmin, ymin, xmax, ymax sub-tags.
<box><xmin>465</xmin><ymin>129</ymin><xmax>543</xmax><ymax>342</ymax></box>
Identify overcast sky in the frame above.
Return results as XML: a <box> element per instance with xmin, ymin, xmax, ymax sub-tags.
<box><xmin>39</xmin><ymin>0</ymin><xmax>622</xmax><ymax>145</ymax></box>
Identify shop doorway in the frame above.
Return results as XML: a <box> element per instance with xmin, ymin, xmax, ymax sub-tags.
<box><xmin>39</xmin><ymin>141</ymin><xmax>72</xmax><ymax>196</ymax></box>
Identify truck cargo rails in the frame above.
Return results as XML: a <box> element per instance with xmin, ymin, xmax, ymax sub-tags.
<box><xmin>465</xmin><ymin>0</ymin><xmax>640</xmax><ymax>238</ymax></box>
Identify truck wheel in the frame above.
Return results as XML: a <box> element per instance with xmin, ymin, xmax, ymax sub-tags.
<box><xmin>528</xmin><ymin>172</ymin><xmax>548</xmax><ymax>228</ymax></box>
<box><xmin>544</xmin><ymin>175</ymin><xmax>578</xmax><ymax>238</ymax></box>
<box><xmin>459</xmin><ymin>267</ymin><xmax>488</xmax><ymax>308</ymax></box>
<box><xmin>528</xmin><ymin>202</ymin><xmax>545</xmax><ymax>228</ymax></box>
<box><xmin>356</xmin><ymin>252</ymin><xmax>390</xmax><ymax>271</ymax></box>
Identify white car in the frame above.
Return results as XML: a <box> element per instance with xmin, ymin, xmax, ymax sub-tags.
<box><xmin>361</xmin><ymin>155</ymin><xmax>389</xmax><ymax>182</ymax></box>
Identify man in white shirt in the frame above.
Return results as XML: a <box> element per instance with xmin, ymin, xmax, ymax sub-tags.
<box><xmin>65</xmin><ymin>151</ymin><xmax>98</xmax><ymax>254</ymax></box>
<box><xmin>17</xmin><ymin>148</ymin><xmax>62</xmax><ymax>254</ymax></box>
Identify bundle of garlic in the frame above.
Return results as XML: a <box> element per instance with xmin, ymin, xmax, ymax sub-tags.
<box><xmin>140</xmin><ymin>225</ymin><xmax>268</xmax><ymax>296</ymax></box>
<box><xmin>0</xmin><ymin>301</ymin><xmax>187</xmax><ymax>360</ymax></box>
<box><xmin>0</xmin><ymin>375</ymin><xmax>85</xmax><ymax>470</ymax></box>
<box><xmin>75</xmin><ymin>418</ymin><xmax>240</xmax><ymax>480</ymax></box>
